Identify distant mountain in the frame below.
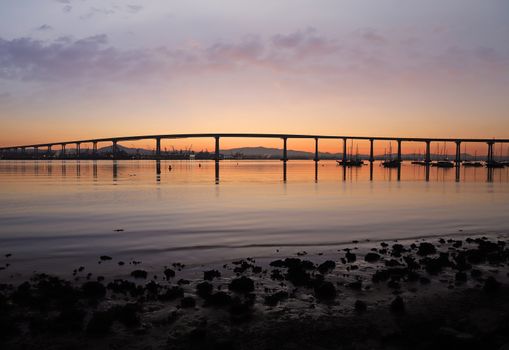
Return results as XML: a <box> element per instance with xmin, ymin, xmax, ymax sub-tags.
<box><xmin>98</xmin><ymin>145</ymin><xmax>154</xmax><ymax>155</ymax></box>
<box><xmin>221</xmin><ymin>146</ymin><xmax>339</xmax><ymax>159</ymax></box>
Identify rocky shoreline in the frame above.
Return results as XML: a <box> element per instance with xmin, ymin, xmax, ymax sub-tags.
<box><xmin>1</xmin><ymin>234</ymin><xmax>509</xmax><ymax>349</ymax></box>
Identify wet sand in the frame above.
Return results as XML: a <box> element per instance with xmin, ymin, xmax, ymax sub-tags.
<box><xmin>1</xmin><ymin>233</ymin><xmax>509</xmax><ymax>350</ymax></box>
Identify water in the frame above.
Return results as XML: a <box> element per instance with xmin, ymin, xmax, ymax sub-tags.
<box><xmin>0</xmin><ymin>160</ymin><xmax>508</xmax><ymax>275</ymax></box>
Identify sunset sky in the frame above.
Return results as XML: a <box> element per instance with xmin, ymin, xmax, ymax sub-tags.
<box><xmin>1</xmin><ymin>0</ymin><xmax>508</xmax><ymax>152</ymax></box>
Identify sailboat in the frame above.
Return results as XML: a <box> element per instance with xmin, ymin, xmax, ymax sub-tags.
<box><xmin>411</xmin><ymin>149</ymin><xmax>427</xmax><ymax>165</ymax></box>
<box><xmin>432</xmin><ymin>142</ymin><xmax>454</xmax><ymax>168</ymax></box>
<box><xmin>462</xmin><ymin>146</ymin><xmax>483</xmax><ymax>167</ymax></box>
<box><xmin>337</xmin><ymin>141</ymin><xmax>364</xmax><ymax>166</ymax></box>
<box><xmin>486</xmin><ymin>143</ymin><xmax>505</xmax><ymax>168</ymax></box>
<box><xmin>382</xmin><ymin>142</ymin><xmax>400</xmax><ymax>168</ymax></box>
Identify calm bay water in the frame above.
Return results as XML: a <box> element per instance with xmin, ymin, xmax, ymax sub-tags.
<box><xmin>0</xmin><ymin>160</ymin><xmax>508</xmax><ymax>275</ymax></box>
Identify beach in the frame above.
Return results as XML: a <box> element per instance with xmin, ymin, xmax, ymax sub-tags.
<box><xmin>2</xmin><ymin>233</ymin><xmax>509</xmax><ymax>349</ymax></box>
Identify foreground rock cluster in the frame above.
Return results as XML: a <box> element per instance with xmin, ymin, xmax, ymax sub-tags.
<box><xmin>1</xmin><ymin>235</ymin><xmax>509</xmax><ymax>349</ymax></box>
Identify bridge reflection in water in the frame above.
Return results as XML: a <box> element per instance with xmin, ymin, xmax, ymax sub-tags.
<box><xmin>25</xmin><ymin>160</ymin><xmax>502</xmax><ymax>184</ymax></box>
<box><xmin>4</xmin><ymin>159</ymin><xmax>507</xmax><ymax>184</ymax></box>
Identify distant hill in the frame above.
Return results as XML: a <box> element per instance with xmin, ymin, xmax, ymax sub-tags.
<box><xmin>221</xmin><ymin>146</ymin><xmax>339</xmax><ymax>159</ymax></box>
<box><xmin>98</xmin><ymin>145</ymin><xmax>154</xmax><ymax>155</ymax></box>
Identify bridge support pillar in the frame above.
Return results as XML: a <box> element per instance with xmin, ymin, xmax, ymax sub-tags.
<box><xmin>369</xmin><ymin>139</ymin><xmax>374</xmax><ymax>163</ymax></box>
<box><xmin>93</xmin><ymin>142</ymin><xmax>97</xmax><ymax>156</ymax></box>
<box><xmin>47</xmin><ymin>145</ymin><xmax>52</xmax><ymax>157</ymax></box>
<box><xmin>342</xmin><ymin>138</ymin><xmax>347</xmax><ymax>165</ymax></box>
<box><xmin>282</xmin><ymin>137</ymin><xmax>288</xmax><ymax>161</ymax></box>
<box><xmin>61</xmin><ymin>144</ymin><xmax>66</xmax><ymax>158</ymax></box>
<box><xmin>156</xmin><ymin>138</ymin><xmax>161</xmax><ymax>158</ymax></box>
<box><xmin>214</xmin><ymin>136</ymin><xmax>220</xmax><ymax>161</ymax></box>
<box><xmin>314</xmin><ymin>138</ymin><xmax>319</xmax><ymax>162</ymax></box>
<box><xmin>34</xmin><ymin>147</ymin><xmax>38</xmax><ymax>159</ymax></box>
<box><xmin>455</xmin><ymin>141</ymin><xmax>461</xmax><ymax>166</ymax></box>
<box><xmin>112</xmin><ymin>140</ymin><xmax>118</xmax><ymax>159</ymax></box>
<box><xmin>487</xmin><ymin>142</ymin><xmax>494</xmax><ymax>164</ymax></box>
<box><xmin>425</xmin><ymin>141</ymin><xmax>431</xmax><ymax>164</ymax></box>
<box><xmin>76</xmin><ymin>143</ymin><xmax>81</xmax><ymax>159</ymax></box>
<box><xmin>397</xmin><ymin>140</ymin><xmax>402</xmax><ymax>163</ymax></box>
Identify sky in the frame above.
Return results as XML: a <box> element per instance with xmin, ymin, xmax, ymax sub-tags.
<box><xmin>0</xmin><ymin>0</ymin><xmax>508</xmax><ymax>152</ymax></box>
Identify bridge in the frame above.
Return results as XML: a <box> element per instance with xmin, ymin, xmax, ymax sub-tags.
<box><xmin>1</xmin><ymin>133</ymin><xmax>508</xmax><ymax>164</ymax></box>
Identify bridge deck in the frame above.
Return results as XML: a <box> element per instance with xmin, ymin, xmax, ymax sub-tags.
<box><xmin>1</xmin><ymin>133</ymin><xmax>509</xmax><ymax>150</ymax></box>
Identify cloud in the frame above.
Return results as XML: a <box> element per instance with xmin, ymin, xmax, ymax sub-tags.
<box><xmin>126</xmin><ymin>5</ymin><xmax>143</xmax><ymax>14</ymax></box>
<box><xmin>54</xmin><ymin>0</ymin><xmax>73</xmax><ymax>12</ymax></box>
<box><xmin>80</xmin><ymin>7</ymin><xmax>116</xmax><ymax>19</ymax></box>
<box><xmin>0</xmin><ymin>29</ymin><xmax>507</xmax><ymax>92</ymax></box>
<box><xmin>36</xmin><ymin>24</ymin><xmax>53</xmax><ymax>31</ymax></box>
<box><xmin>271</xmin><ymin>28</ymin><xmax>340</xmax><ymax>57</ymax></box>
<box><xmin>358</xmin><ymin>28</ymin><xmax>387</xmax><ymax>45</ymax></box>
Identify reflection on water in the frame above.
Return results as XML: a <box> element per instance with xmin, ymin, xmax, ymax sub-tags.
<box><xmin>0</xmin><ymin>160</ymin><xmax>508</xmax><ymax>274</ymax></box>
<box><xmin>2</xmin><ymin>159</ymin><xmax>506</xmax><ymax>184</ymax></box>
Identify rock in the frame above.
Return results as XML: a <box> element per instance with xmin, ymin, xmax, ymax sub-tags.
<box><xmin>180</xmin><ymin>297</ymin><xmax>196</xmax><ymax>308</ymax></box>
<box><xmin>99</xmin><ymin>256</ymin><xmax>112</xmax><ymax>261</ymax></box>
<box><xmin>390</xmin><ymin>296</ymin><xmax>405</xmax><ymax>314</ymax></box>
<box><xmin>159</xmin><ymin>286</ymin><xmax>184</xmax><ymax>301</ymax></box>
<box><xmin>364</xmin><ymin>253</ymin><xmax>381</xmax><ymax>263</ymax></box>
<box><xmin>286</xmin><ymin>266</ymin><xmax>312</xmax><ymax>286</ymax></box>
<box><xmin>270</xmin><ymin>258</ymin><xmax>315</xmax><ymax>270</ymax></box>
<box><xmin>317</xmin><ymin>260</ymin><xmax>336</xmax><ymax>274</ymax></box>
<box><xmin>163</xmin><ymin>268</ymin><xmax>175</xmax><ymax>280</ymax></box>
<box><xmin>270</xmin><ymin>269</ymin><xmax>284</xmax><ymax>281</ymax></box>
<box><xmin>145</xmin><ymin>281</ymin><xmax>161</xmax><ymax>295</ymax></box>
<box><xmin>391</xmin><ymin>244</ymin><xmax>405</xmax><ymax>257</ymax></box>
<box><xmin>264</xmin><ymin>291</ymin><xmax>289</xmax><ymax>306</ymax></box>
<box><xmin>108</xmin><ymin>279</ymin><xmax>143</xmax><ymax>297</ymax></box>
<box><xmin>483</xmin><ymin>276</ymin><xmax>501</xmax><ymax>292</ymax></box>
<box><xmin>421</xmin><ymin>254</ymin><xmax>451</xmax><ymax>274</ymax></box>
<box><xmin>196</xmin><ymin>282</ymin><xmax>213</xmax><ymax>298</ymax></box>
<box><xmin>354</xmin><ymin>300</ymin><xmax>367</xmax><ymax>312</ymax></box>
<box><xmin>385</xmin><ymin>259</ymin><xmax>403</xmax><ymax>267</ymax></box>
<box><xmin>229</xmin><ymin>276</ymin><xmax>255</xmax><ymax>294</ymax></box>
<box><xmin>417</xmin><ymin>242</ymin><xmax>437</xmax><ymax>256</ymax></box>
<box><xmin>203</xmin><ymin>270</ymin><xmax>221</xmax><ymax>281</ymax></box>
<box><xmin>208</xmin><ymin>292</ymin><xmax>232</xmax><ymax>307</ymax></box>
<box><xmin>131</xmin><ymin>270</ymin><xmax>148</xmax><ymax>279</ymax></box>
<box><xmin>314</xmin><ymin>282</ymin><xmax>336</xmax><ymax>300</ymax></box>
<box><xmin>453</xmin><ymin>240</ymin><xmax>463</xmax><ymax>248</ymax></box>
<box><xmin>81</xmin><ymin>281</ymin><xmax>106</xmax><ymax>299</ymax></box>
<box><xmin>346</xmin><ymin>281</ymin><xmax>362</xmax><ymax>290</ymax></box>
<box><xmin>345</xmin><ymin>251</ymin><xmax>356</xmax><ymax>263</ymax></box>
